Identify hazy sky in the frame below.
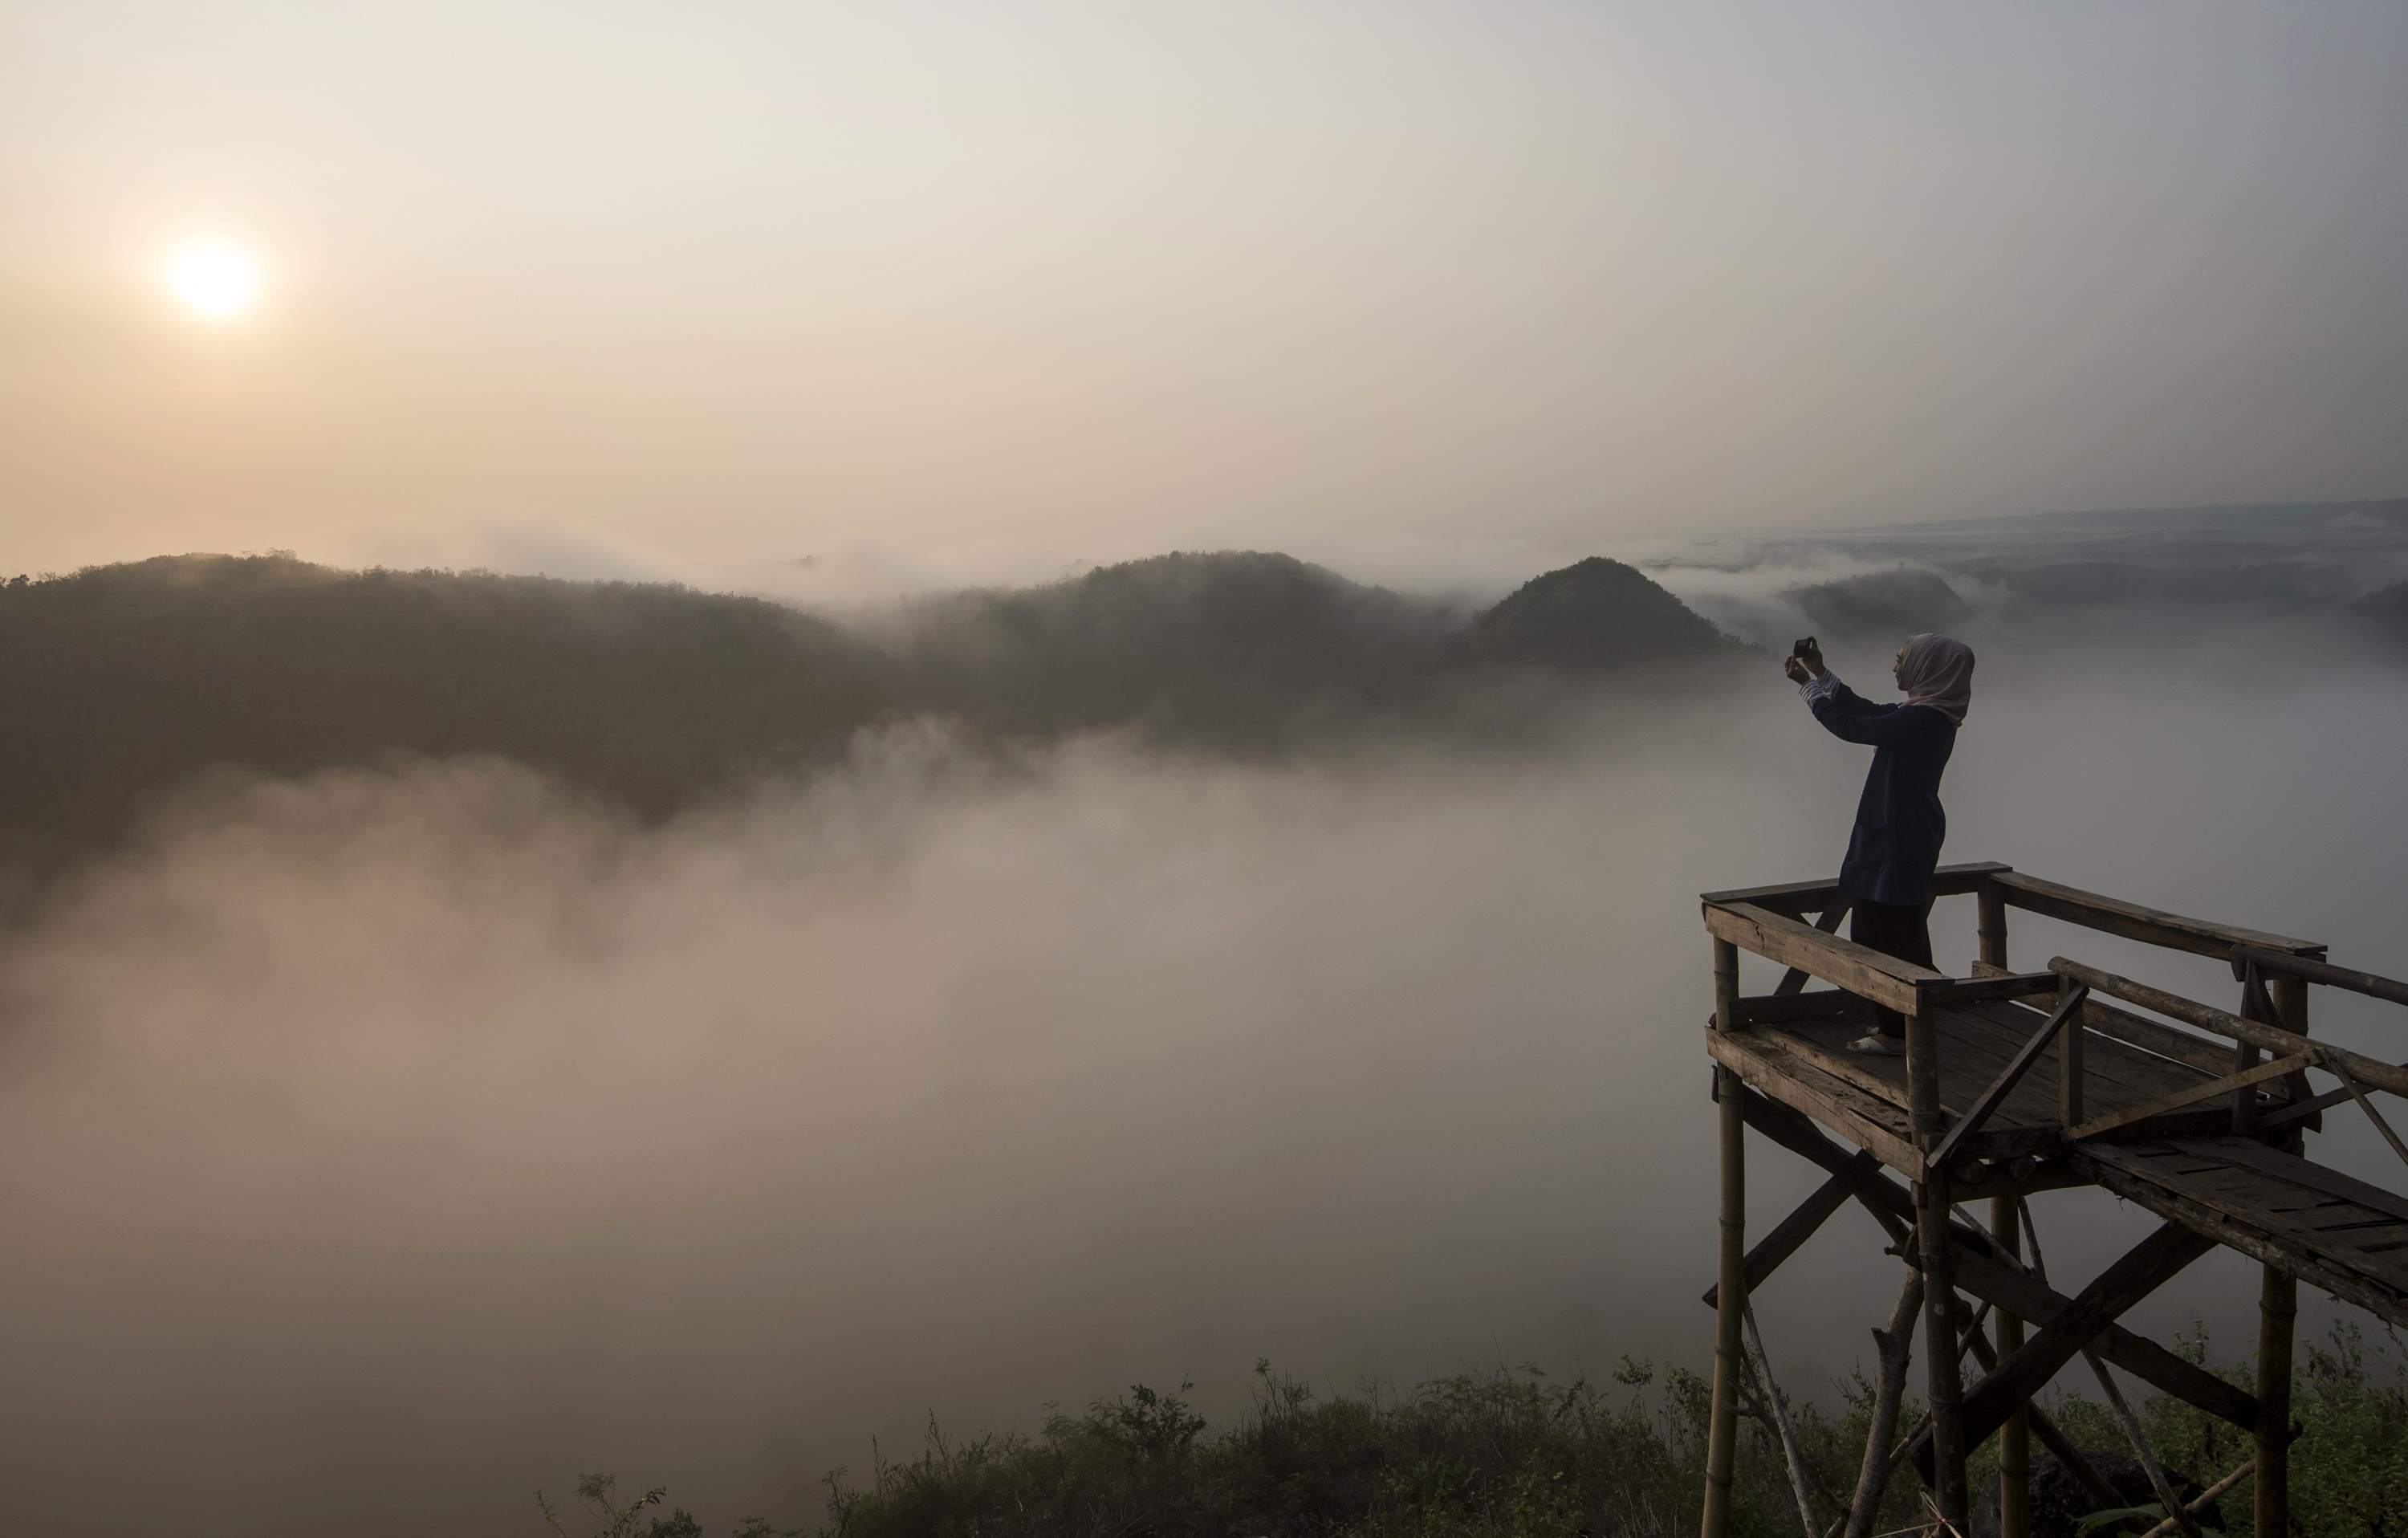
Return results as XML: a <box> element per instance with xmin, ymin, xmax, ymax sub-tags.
<box><xmin>4</xmin><ymin>2</ymin><xmax>2406</xmax><ymax>586</ymax></box>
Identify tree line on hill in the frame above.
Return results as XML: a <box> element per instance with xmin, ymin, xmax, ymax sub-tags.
<box><xmin>0</xmin><ymin>549</ymin><xmax>1750</xmax><ymax>889</ymax></box>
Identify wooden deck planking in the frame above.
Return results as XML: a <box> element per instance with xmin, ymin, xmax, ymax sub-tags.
<box><xmin>1694</xmin><ymin>861</ymin><xmax>2408</xmax><ymax>1536</ymax></box>
<box><xmin>1744</xmin><ymin>996</ymin><xmax>2243</xmax><ymax>1154</ymax></box>
<box><xmin>1706</xmin><ymin>1027</ymin><xmax>1922</xmax><ymax>1174</ymax></box>
<box><xmin>2077</xmin><ymin>1136</ymin><xmax>2408</xmax><ymax>1327</ymax></box>
<box><xmin>1956</xmin><ymin>998</ymin><xmax>2219</xmax><ymax>1102</ymax></box>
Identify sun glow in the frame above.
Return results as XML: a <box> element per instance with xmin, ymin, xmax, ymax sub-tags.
<box><xmin>161</xmin><ymin>238</ymin><xmax>265</xmax><ymax>322</ymax></box>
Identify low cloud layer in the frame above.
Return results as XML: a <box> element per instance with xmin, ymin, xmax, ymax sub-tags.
<box><xmin>2</xmin><ymin>640</ymin><xmax>2405</xmax><ymax>1535</ymax></box>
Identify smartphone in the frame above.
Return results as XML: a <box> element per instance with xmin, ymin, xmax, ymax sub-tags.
<box><xmin>1792</xmin><ymin>637</ymin><xmax>1814</xmax><ymax>658</ymax></box>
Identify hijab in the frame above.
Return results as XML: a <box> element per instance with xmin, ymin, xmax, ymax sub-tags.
<box><xmin>1898</xmin><ymin>633</ymin><xmax>1975</xmax><ymax>726</ymax></box>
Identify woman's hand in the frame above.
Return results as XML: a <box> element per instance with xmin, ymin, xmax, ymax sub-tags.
<box><xmin>1784</xmin><ymin>637</ymin><xmax>1825</xmax><ymax>685</ymax></box>
<box><xmin>1784</xmin><ymin>653</ymin><xmax>1813</xmax><ymax>685</ymax></box>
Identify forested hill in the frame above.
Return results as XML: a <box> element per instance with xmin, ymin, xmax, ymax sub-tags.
<box><xmin>0</xmin><ymin>550</ymin><xmax>1747</xmax><ymax>879</ymax></box>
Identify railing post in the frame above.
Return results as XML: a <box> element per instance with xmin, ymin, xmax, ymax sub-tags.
<box><xmin>2254</xmin><ymin>975</ymin><xmax>2304</xmax><ymax>1538</ymax></box>
<box><xmin>2056</xmin><ymin>972</ymin><xmax>2084</xmax><ymax>1128</ymax></box>
<box><xmin>2231</xmin><ymin>961</ymin><xmax>2266</xmax><ymax>1134</ymax></box>
<box><xmin>1909</xmin><ymin>1006</ymin><xmax>1969</xmax><ymax>1526</ymax></box>
<box><xmin>1978</xmin><ymin>877</ymin><xmax>2009</xmax><ymax>972</ymax></box>
<box><xmin>1703</xmin><ymin>938</ymin><xmax>1744</xmax><ymax>1538</ymax></box>
<box><xmin>1993</xmin><ymin>1195</ymin><xmax>2029</xmax><ymax>1538</ymax></box>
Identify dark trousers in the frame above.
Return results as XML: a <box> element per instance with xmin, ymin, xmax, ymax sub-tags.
<box><xmin>1852</xmin><ymin>897</ymin><xmax>1934</xmax><ymax>1039</ymax></box>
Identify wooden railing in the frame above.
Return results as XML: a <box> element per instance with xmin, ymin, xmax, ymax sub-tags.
<box><xmin>1700</xmin><ymin>861</ymin><xmax>2325</xmax><ymax>1024</ymax></box>
<box><xmin>1699</xmin><ymin>862</ymin><xmax>2386</xmax><ymax>1169</ymax></box>
<box><xmin>2052</xmin><ymin>954</ymin><xmax>2408</xmax><ymax>1171</ymax></box>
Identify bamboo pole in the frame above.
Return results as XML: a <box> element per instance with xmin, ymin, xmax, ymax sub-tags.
<box><xmin>2137</xmin><ymin>1459</ymin><xmax>2255</xmax><ymax>1538</ymax></box>
<box><xmin>1978</xmin><ymin>879</ymin><xmax>2009</xmax><ymax>972</ymax></box>
<box><xmin>2082</xmin><ymin>1349</ymin><xmax>2202</xmax><ymax>1538</ymax></box>
<box><xmin>1704</xmin><ymin>936</ymin><xmax>1745</xmax><ymax>1538</ymax></box>
<box><xmin>1840</xmin><ymin>1272</ymin><xmax>1924</xmax><ymax>1538</ymax></box>
<box><xmin>1743</xmin><ymin>1303</ymin><xmax>1820</xmax><ymax>1538</ymax></box>
<box><xmin>1907</xmin><ymin>1006</ymin><xmax>1969</xmax><ymax>1526</ymax></box>
<box><xmin>1993</xmin><ymin>1195</ymin><xmax>2029</xmax><ymax>1538</ymax></box>
<box><xmin>2255</xmin><ymin>977</ymin><xmax>2304</xmax><ymax>1538</ymax></box>
<box><xmin>2057</xmin><ymin>972</ymin><xmax>2085</xmax><ymax>1128</ymax></box>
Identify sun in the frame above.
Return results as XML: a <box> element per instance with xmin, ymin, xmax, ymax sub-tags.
<box><xmin>161</xmin><ymin>238</ymin><xmax>266</xmax><ymax>322</ymax></box>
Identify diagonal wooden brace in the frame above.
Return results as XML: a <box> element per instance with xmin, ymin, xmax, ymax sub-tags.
<box><xmin>1737</xmin><ymin>1088</ymin><xmax>2255</xmax><ymax>1430</ymax></box>
<box><xmin>1911</xmin><ymin>1221</ymin><xmax>2217</xmax><ymax>1481</ymax></box>
<box><xmin>2064</xmin><ymin>1054</ymin><xmax>2308</xmax><ymax>1144</ymax></box>
<box><xmin>1773</xmin><ymin>900</ymin><xmax>1853</xmax><ymax>996</ymax></box>
<box><xmin>1703</xmin><ymin>1150</ymin><xmax>1879</xmax><ymax>1307</ymax></box>
<box><xmin>1736</xmin><ymin>1089</ymin><xmax>1913</xmax><ymax>1245</ymax></box>
<box><xmin>1944</xmin><ymin>1235</ymin><xmax>2257</xmax><ymax>1432</ymax></box>
<box><xmin>1930</xmin><ymin>983</ymin><xmax>2088</xmax><ymax>1171</ymax></box>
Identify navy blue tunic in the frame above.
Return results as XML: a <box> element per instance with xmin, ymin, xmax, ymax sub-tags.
<box><xmin>1808</xmin><ymin>681</ymin><xmax>1958</xmax><ymax>907</ymax></box>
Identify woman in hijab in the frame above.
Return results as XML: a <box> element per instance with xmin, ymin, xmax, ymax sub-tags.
<box><xmin>1782</xmin><ymin>632</ymin><xmax>1975</xmax><ymax>1055</ymax></box>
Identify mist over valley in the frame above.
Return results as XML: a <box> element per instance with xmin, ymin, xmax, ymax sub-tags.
<box><xmin>4</xmin><ymin>505</ymin><xmax>2406</xmax><ymax>1534</ymax></box>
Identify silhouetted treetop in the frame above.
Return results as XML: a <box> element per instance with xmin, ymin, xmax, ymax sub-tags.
<box><xmin>1449</xmin><ymin>556</ymin><xmax>1746</xmax><ymax>671</ymax></box>
<box><xmin>0</xmin><ymin>548</ymin><xmax>1747</xmax><ymax>886</ymax></box>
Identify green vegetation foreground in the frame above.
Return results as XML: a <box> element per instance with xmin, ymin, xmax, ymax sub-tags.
<box><xmin>542</xmin><ymin>1324</ymin><xmax>2403</xmax><ymax>1538</ymax></box>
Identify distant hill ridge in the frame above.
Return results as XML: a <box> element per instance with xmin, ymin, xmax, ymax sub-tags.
<box><xmin>0</xmin><ymin>549</ymin><xmax>1744</xmax><ymax>881</ymax></box>
<box><xmin>1851</xmin><ymin>497</ymin><xmax>2408</xmax><ymax>535</ymax></box>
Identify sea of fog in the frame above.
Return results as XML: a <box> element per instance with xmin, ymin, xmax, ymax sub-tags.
<box><xmin>2</xmin><ymin>632</ymin><xmax>2405</xmax><ymax>1536</ymax></box>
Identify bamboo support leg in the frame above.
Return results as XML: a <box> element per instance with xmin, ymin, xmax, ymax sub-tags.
<box><xmin>1993</xmin><ymin>1195</ymin><xmax>2030</xmax><ymax>1538</ymax></box>
<box><xmin>1703</xmin><ymin>938</ymin><xmax>1745</xmax><ymax>1538</ymax></box>
<box><xmin>2254</xmin><ymin>1259</ymin><xmax>2295</xmax><ymax>1538</ymax></box>
<box><xmin>1841</xmin><ymin>1272</ymin><xmax>1924</xmax><ymax>1538</ymax></box>
<box><xmin>2254</xmin><ymin>979</ymin><xmax>2304</xmax><ymax>1538</ymax></box>
<box><xmin>1907</xmin><ymin>1009</ymin><xmax>1968</xmax><ymax>1524</ymax></box>
<box><xmin>1743</xmin><ymin>1304</ymin><xmax>1820</xmax><ymax>1538</ymax></box>
<box><xmin>2083</xmin><ymin>1349</ymin><xmax>2203</xmax><ymax>1538</ymax></box>
<box><xmin>2057</xmin><ymin>974</ymin><xmax>2085</xmax><ymax>1128</ymax></box>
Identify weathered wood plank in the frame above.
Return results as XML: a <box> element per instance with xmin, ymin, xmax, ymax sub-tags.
<box><xmin>1771</xmin><ymin>1023</ymin><xmax>2094</xmax><ymax>1159</ymax></box>
<box><xmin>1732</xmin><ymin>991</ymin><xmax>1873</xmax><ymax>1028</ymax></box>
<box><xmin>1941</xmin><ymin>1243</ymin><xmax>2258</xmax><ymax>1431</ymax></box>
<box><xmin>2074</xmin><ymin>1149</ymin><xmax>2408</xmax><ymax>1328</ymax></box>
<box><xmin>2064</xmin><ymin>1056</ymin><xmax>2310</xmax><ymax>1144</ymax></box>
<box><xmin>2231</xmin><ymin>946</ymin><xmax>2408</xmax><ymax>1009</ymax></box>
<box><xmin>1919</xmin><ymin>973</ymin><xmax>2061</xmax><ymax>1008</ymax></box>
<box><xmin>2255</xmin><ymin>1083</ymin><xmax>2351</xmax><ymax>1130</ymax></box>
<box><xmin>1940</xmin><ymin>1158</ymin><xmax>2093</xmax><ymax>1202</ymax></box>
<box><xmin>1701</xmin><ymin>861</ymin><xmax>2011</xmax><ymax>917</ymax></box>
<box><xmin>2078</xmin><ymin>1146</ymin><xmax>2408</xmax><ymax>1291</ymax></box>
<box><xmin>2051</xmin><ymin>959</ymin><xmax>2408</xmax><ymax>1101</ymax></box>
<box><xmin>1931</xmin><ymin>986</ymin><xmax>2089</xmax><ymax>1170</ymax></box>
<box><xmin>1732</xmin><ymin>1088</ymin><xmax>1917</xmax><ymax>1252</ymax></box>
<box><xmin>2067</xmin><ymin>996</ymin><xmax>2238</xmax><ymax>1078</ymax></box>
<box><xmin>1774</xmin><ymin>900</ymin><xmax>1855</xmax><ymax>997</ymax></box>
<box><xmin>1918</xmin><ymin>1223</ymin><xmax>2217</xmax><ymax>1481</ymax></box>
<box><xmin>2173</xmin><ymin>1136</ymin><xmax>2408</xmax><ymax>1224</ymax></box>
<box><xmin>1704</xmin><ymin>902</ymin><xmax>1936</xmax><ymax>1014</ymax></box>
<box><xmin>1762</xmin><ymin>1015</ymin><xmax>2239</xmax><ymax>1157</ymax></box>
<box><xmin>1994</xmin><ymin>873</ymin><xmax>2322</xmax><ymax>960</ymax></box>
<box><xmin>1955</xmin><ymin>999</ymin><xmax>2219</xmax><ymax>1103</ymax></box>
<box><xmin>1706</xmin><ymin>1029</ymin><xmax>1922</xmax><ymax>1174</ymax></box>
<box><xmin>1815</xmin><ymin>1007</ymin><xmax>2154</xmax><ymax>1117</ymax></box>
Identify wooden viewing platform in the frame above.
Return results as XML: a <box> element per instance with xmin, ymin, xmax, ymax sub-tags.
<box><xmin>1696</xmin><ymin>861</ymin><xmax>2408</xmax><ymax>1538</ymax></box>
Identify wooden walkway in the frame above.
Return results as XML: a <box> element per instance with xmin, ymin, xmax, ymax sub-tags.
<box><xmin>2080</xmin><ymin>1134</ymin><xmax>2408</xmax><ymax>1328</ymax></box>
<box><xmin>1693</xmin><ymin>860</ymin><xmax>2408</xmax><ymax>1538</ymax></box>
